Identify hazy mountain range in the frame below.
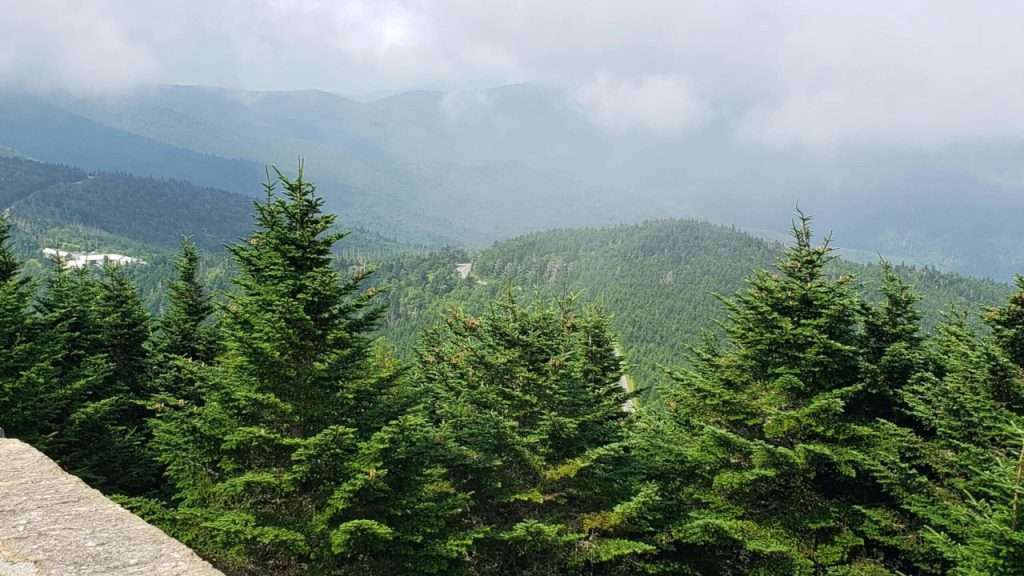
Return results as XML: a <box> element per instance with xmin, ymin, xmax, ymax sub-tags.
<box><xmin>2</xmin><ymin>83</ymin><xmax>1022</xmax><ymax>279</ymax></box>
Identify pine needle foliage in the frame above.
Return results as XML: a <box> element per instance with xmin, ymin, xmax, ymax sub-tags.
<box><xmin>624</xmin><ymin>214</ymin><xmax>933</xmax><ymax>574</ymax></box>
<box><xmin>151</xmin><ymin>166</ymin><xmax>471</xmax><ymax>576</ymax></box>
<box><xmin>157</xmin><ymin>237</ymin><xmax>218</xmax><ymax>363</ymax></box>
<box><xmin>413</xmin><ymin>293</ymin><xmax>643</xmax><ymax>574</ymax></box>
<box><xmin>0</xmin><ymin>213</ymin><xmax>39</xmax><ymax>439</ymax></box>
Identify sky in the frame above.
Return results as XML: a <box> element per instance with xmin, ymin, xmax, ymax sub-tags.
<box><xmin>2</xmin><ymin>1</ymin><xmax>1024</xmax><ymax>148</ymax></box>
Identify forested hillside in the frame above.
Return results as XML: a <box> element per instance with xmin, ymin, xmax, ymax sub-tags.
<box><xmin>14</xmin><ymin>172</ymin><xmax>254</xmax><ymax>251</ymax></box>
<box><xmin>0</xmin><ymin>156</ymin><xmax>253</xmax><ymax>251</ymax></box>
<box><xmin>2</xmin><ymin>154</ymin><xmax>1009</xmax><ymax>389</ymax></box>
<box><xmin>0</xmin><ymin>157</ymin><xmax>414</xmax><ymax>311</ymax></box>
<box><xmin>0</xmin><ymin>94</ymin><xmax>266</xmax><ymax>196</ymax></box>
<box><xmin>2</xmin><ymin>171</ymin><xmax>1023</xmax><ymax>574</ymax></box>
<box><xmin>369</xmin><ymin>220</ymin><xmax>1013</xmax><ymax>391</ymax></box>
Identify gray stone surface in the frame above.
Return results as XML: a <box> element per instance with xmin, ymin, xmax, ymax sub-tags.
<box><xmin>0</xmin><ymin>439</ymin><xmax>223</xmax><ymax>576</ymax></box>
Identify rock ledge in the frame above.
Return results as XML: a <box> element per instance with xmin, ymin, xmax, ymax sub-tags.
<box><xmin>0</xmin><ymin>439</ymin><xmax>223</xmax><ymax>576</ymax></box>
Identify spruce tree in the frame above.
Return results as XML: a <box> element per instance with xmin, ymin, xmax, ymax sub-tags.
<box><xmin>988</xmin><ymin>275</ymin><xmax>1024</xmax><ymax>374</ymax></box>
<box><xmin>153</xmin><ymin>167</ymin><xmax>470</xmax><ymax>576</ymax></box>
<box><xmin>95</xmin><ymin>264</ymin><xmax>152</xmax><ymax>395</ymax></box>
<box><xmin>25</xmin><ymin>263</ymin><xmax>105</xmax><ymax>450</ymax></box>
<box><xmin>624</xmin><ymin>215</ymin><xmax>926</xmax><ymax>574</ymax></box>
<box><xmin>0</xmin><ymin>214</ymin><xmax>39</xmax><ymax>439</ymax></box>
<box><xmin>54</xmin><ymin>264</ymin><xmax>158</xmax><ymax>494</ymax></box>
<box><xmin>8</xmin><ymin>256</ymin><xmax>159</xmax><ymax>495</ymax></box>
<box><xmin>149</xmin><ymin>238</ymin><xmax>219</xmax><ymax>408</ymax></box>
<box><xmin>903</xmin><ymin>313</ymin><xmax>1024</xmax><ymax>574</ymax></box>
<box><xmin>860</xmin><ymin>262</ymin><xmax>925</xmax><ymax>423</ymax></box>
<box><xmin>157</xmin><ymin>237</ymin><xmax>218</xmax><ymax>363</ymax></box>
<box><xmin>413</xmin><ymin>294</ymin><xmax>644</xmax><ymax>575</ymax></box>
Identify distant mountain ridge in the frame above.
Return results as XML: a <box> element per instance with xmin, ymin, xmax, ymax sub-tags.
<box><xmin>2</xmin><ymin>84</ymin><xmax>1023</xmax><ymax>279</ymax></box>
<box><xmin>0</xmin><ymin>93</ymin><xmax>265</xmax><ymax>197</ymax></box>
<box><xmin>0</xmin><ymin>155</ymin><xmax>253</xmax><ymax>253</ymax></box>
<box><xmin>0</xmin><ymin>156</ymin><xmax>412</xmax><ymax>264</ymax></box>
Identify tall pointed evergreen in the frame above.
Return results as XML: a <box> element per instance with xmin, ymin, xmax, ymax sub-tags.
<box><xmin>157</xmin><ymin>237</ymin><xmax>217</xmax><ymax>363</ymax></box>
<box><xmin>57</xmin><ymin>264</ymin><xmax>157</xmax><ymax>494</ymax></box>
<box><xmin>153</xmin><ymin>166</ymin><xmax>470</xmax><ymax>576</ymax></box>
<box><xmin>988</xmin><ymin>275</ymin><xmax>1024</xmax><ymax>371</ymax></box>
<box><xmin>624</xmin><ymin>214</ymin><xmax>927</xmax><ymax>574</ymax></box>
<box><xmin>150</xmin><ymin>238</ymin><xmax>219</xmax><ymax>407</ymax></box>
<box><xmin>94</xmin><ymin>263</ymin><xmax>152</xmax><ymax>395</ymax></box>
<box><xmin>11</xmin><ymin>256</ymin><xmax>159</xmax><ymax>494</ymax></box>
<box><xmin>860</xmin><ymin>261</ymin><xmax>925</xmax><ymax>423</ymax></box>
<box><xmin>24</xmin><ymin>263</ymin><xmax>104</xmax><ymax>450</ymax></box>
<box><xmin>413</xmin><ymin>294</ymin><xmax>643</xmax><ymax>574</ymax></box>
<box><xmin>903</xmin><ymin>313</ymin><xmax>1024</xmax><ymax>574</ymax></box>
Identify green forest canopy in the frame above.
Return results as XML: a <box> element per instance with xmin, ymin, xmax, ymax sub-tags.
<box><xmin>2</xmin><ymin>167</ymin><xmax>1023</xmax><ymax>574</ymax></box>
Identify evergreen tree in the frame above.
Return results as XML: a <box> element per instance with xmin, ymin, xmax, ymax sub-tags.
<box><xmin>988</xmin><ymin>275</ymin><xmax>1024</xmax><ymax>372</ymax></box>
<box><xmin>903</xmin><ymin>313</ymin><xmax>1024</xmax><ymax>574</ymax></box>
<box><xmin>55</xmin><ymin>264</ymin><xmax>158</xmax><ymax>494</ymax></box>
<box><xmin>860</xmin><ymin>262</ymin><xmax>925</xmax><ymax>423</ymax></box>
<box><xmin>7</xmin><ymin>256</ymin><xmax>159</xmax><ymax>495</ymax></box>
<box><xmin>25</xmin><ymin>263</ymin><xmax>105</xmax><ymax>450</ymax></box>
<box><xmin>157</xmin><ymin>237</ymin><xmax>218</xmax><ymax>363</ymax></box>
<box><xmin>0</xmin><ymin>213</ymin><xmax>39</xmax><ymax>438</ymax></box>
<box><xmin>95</xmin><ymin>264</ymin><xmax>152</xmax><ymax>394</ymax></box>
<box><xmin>413</xmin><ymin>294</ymin><xmax>644</xmax><ymax>575</ymax></box>
<box><xmin>624</xmin><ymin>215</ymin><xmax>927</xmax><ymax>574</ymax></box>
<box><xmin>153</xmin><ymin>167</ymin><xmax>470</xmax><ymax>576</ymax></box>
<box><xmin>149</xmin><ymin>238</ymin><xmax>220</xmax><ymax>409</ymax></box>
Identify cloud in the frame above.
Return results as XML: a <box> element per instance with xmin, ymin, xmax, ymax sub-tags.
<box><xmin>573</xmin><ymin>74</ymin><xmax>710</xmax><ymax>135</ymax></box>
<box><xmin>3</xmin><ymin>1</ymin><xmax>1024</xmax><ymax>148</ymax></box>
<box><xmin>735</xmin><ymin>2</ymin><xmax>1024</xmax><ymax>148</ymax></box>
<box><xmin>0</xmin><ymin>0</ymin><xmax>157</xmax><ymax>93</ymax></box>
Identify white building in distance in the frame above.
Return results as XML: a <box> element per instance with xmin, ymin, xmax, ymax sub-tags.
<box><xmin>42</xmin><ymin>248</ymin><xmax>145</xmax><ymax>269</ymax></box>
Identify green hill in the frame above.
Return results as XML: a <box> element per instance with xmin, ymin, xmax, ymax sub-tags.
<box><xmin>0</xmin><ymin>157</ymin><xmax>416</xmax><ymax>311</ymax></box>
<box><xmin>366</xmin><ymin>219</ymin><xmax>1013</xmax><ymax>393</ymax></box>
<box><xmin>0</xmin><ymin>156</ymin><xmax>254</xmax><ymax>253</ymax></box>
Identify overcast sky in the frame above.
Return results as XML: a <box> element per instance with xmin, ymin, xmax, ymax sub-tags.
<box><xmin>3</xmin><ymin>1</ymin><xmax>1023</xmax><ymax>147</ymax></box>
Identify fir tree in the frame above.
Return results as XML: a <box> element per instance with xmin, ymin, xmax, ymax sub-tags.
<box><xmin>57</xmin><ymin>264</ymin><xmax>158</xmax><ymax>494</ymax></box>
<box><xmin>9</xmin><ymin>257</ymin><xmax>159</xmax><ymax>495</ymax></box>
<box><xmin>157</xmin><ymin>237</ymin><xmax>218</xmax><ymax>363</ymax></box>
<box><xmin>624</xmin><ymin>214</ymin><xmax>927</xmax><ymax>574</ymax></box>
<box><xmin>25</xmin><ymin>263</ymin><xmax>105</xmax><ymax>450</ymax></box>
<box><xmin>903</xmin><ymin>313</ymin><xmax>1024</xmax><ymax>574</ymax></box>
<box><xmin>988</xmin><ymin>275</ymin><xmax>1024</xmax><ymax>371</ymax></box>
<box><xmin>860</xmin><ymin>261</ymin><xmax>925</xmax><ymax>423</ymax></box>
<box><xmin>95</xmin><ymin>264</ymin><xmax>152</xmax><ymax>395</ymax></box>
<box><xmin>149</xmin><ymin>238</ymin><xmax>220</xmax><ymax>409</ymax></box>
<box><xmin>153</xmin><ymin>166</ymin><xmax>470</xmax><ymax>576</ymax></box>
<box><xmin>0</xmin><ymin>214</ymin><xmax>39</xmax><ymax>439</ymax></box>
<box><xmin>413</xmin><ymin>293</ymin><xmax>644</xmax><ymax>575</ymax></box>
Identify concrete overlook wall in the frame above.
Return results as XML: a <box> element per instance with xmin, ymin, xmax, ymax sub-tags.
<box><xmin>0</xmin><ymin>439</ymin><xmax>223</xmax><ymax>576</ymax></box>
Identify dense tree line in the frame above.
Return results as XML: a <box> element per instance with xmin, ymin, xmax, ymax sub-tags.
<box><xmin>0</xmin><ymin>156</ymin><xmax>253</xmax><ymax>251</ymax></box>
<box><xmin>0</xmin><ymin>156</ymin><xmax>85</xmax><ymax>208</ymax></box>
<box><xmin>2</xmin><ymin>171</ymin><xmax>1023</xmax><ymax>574</ymax></box>
<box><xmin>367</xmin><ymin>220</ymin><xmax>1011</xmax><ymax>395</ymax></box>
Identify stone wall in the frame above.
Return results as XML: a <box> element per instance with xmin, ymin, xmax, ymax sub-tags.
<box><xmin>0</xmin><ymin>439</ymin><xmax>223</xmax><ymax>576</ymax></box>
